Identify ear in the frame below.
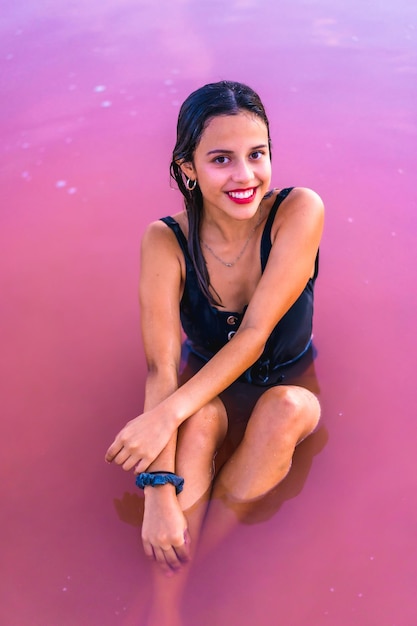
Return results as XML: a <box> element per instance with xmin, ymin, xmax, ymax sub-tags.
<box><xmin>179</xmin><ymin>160</ymin><xmax>196</xmax><ymax>180</ymax></box>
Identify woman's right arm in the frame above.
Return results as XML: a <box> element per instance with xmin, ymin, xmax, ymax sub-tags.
<box><xmin>140</xmin><ymin>219</ymin><xmax>184</xmax><ymax>410</ymax></box>
<box><xmin>136</xmin><ymin>219</ymin><xmax>192</xmax><ymax>573</ymax></box>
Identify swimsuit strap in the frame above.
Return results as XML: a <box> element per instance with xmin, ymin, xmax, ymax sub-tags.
<box><xmin>161</xmin><ymin>187</ymin><xmax>319</xmax><ymax>280</ymax></box>
<box><xmin>260</xmin><ymin>187</ymin><xmax>294</xmax><ymax>271</ymax></box>
<box><xmin>260</xmin><ymin>187</ymin><xmax>319</xmax><ymax>279</ymax></box>
<box><xmin>160</xmin><ymin>216</ymin><xmax>191</xmax><ymax>260</ymax></box>
<box><xmin>162</xmin><ymin>189</ymin><xmax>295</xmax><ymax>265</ymax></box>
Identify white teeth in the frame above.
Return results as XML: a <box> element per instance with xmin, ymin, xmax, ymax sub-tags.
<box><xmin>228</xmin><ymin>189</ymin><xmax>254</xmax><ymax>199</ymax></box>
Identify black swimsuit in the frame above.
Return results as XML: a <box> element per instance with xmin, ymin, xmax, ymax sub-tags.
<box><xmin>160</xmin><ymin>188</ymin><xmax>319</xmax><ymax>386</ymax></box>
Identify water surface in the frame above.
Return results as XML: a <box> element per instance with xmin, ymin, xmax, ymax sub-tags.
<box><xmin>1</xmin><ymin>1</ymin><xmax>416</xmax><ymax>624</ymax></box>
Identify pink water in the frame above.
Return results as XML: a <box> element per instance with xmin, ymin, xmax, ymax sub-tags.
<box><xmin>1</xmin><ymin>1</ymin><xmax>416</xmax><ymax>625</ymax></box>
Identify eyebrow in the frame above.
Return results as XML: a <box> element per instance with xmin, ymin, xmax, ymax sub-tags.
<box><xmin>206</xmin><ymin>144</ymin><xmax>268</xmax><ymax>156</ymax></box>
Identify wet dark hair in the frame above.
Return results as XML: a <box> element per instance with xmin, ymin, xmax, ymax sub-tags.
<box><xmin>170</xmin><ymin>80</ymin><xmax>271</xmax><ymax>306</ymax></box>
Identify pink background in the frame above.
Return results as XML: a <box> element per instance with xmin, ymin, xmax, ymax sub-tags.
<box><xmin>1</xmin><ymin>1</ymin><xmax>416</xmax><ymax>624</ymax></box>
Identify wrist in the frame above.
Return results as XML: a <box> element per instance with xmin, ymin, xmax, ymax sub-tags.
<box><xmin>156</xmin><ymin>398</ymin><xmax>185</xmax><ymax>429</ymax></box>
<box><xmin>143</xmin><ymin>482</ymin><xmax>177</xmax><ymax>499</ymax></box>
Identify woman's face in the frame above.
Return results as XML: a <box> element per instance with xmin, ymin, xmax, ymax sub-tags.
<box><xmin>181</xmin><ymin>112</ymin><xmax>272</xmax><ymax>222</ymax></box>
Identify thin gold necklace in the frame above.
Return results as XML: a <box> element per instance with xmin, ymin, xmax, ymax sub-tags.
<box><xmin>202</xmin><ymin>208</ymin><xmax>263</xmax><ymax>268</ymax></box>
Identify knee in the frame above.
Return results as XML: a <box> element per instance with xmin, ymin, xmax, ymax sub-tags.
<box><xmin>252</xmin><ymin>386</ymin><xmax>321</xmax><ymax>445</ymax></box>
<box><xmin>178</xmin><ymin>398</ymin><xmax>227</xmax><ymax>453</ymax></box>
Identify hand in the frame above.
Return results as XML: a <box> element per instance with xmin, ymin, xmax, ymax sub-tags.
<box><xmin>142</xmin><ymin>485</ymin><xmax>191</xmax><ymax>575</ymax></box>
<box><xmin>105</xmin><ymin>409</ymin><xmax>176</xmax><ymax>473</ymax></box>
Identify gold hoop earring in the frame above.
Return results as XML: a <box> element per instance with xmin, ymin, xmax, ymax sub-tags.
<box><xmin>186</xmin><ymin>178</ymin><xmax>197</xmax><ymax>191</ymax></box>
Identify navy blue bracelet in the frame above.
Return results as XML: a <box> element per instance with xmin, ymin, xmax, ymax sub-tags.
<box><xmin>135</xmin><ymin>471</ymin><xmax>184</xmax><ymax>495</ymax></box>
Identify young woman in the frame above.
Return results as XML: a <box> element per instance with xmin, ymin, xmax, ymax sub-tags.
<box><xmin>106</xmin><ymin>80</ymin><xmax>324</xmax><ymax>625</ymax></box>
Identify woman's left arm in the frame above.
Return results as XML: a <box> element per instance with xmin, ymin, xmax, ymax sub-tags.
<box><xmin>106</xmin><ymin>188</ymin><xmax>324</xmax><ymax>473</ymax></box>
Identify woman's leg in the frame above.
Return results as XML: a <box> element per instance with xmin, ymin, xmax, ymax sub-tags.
<box><xmin>143</xmin><ymin>384</ymin><xmax>320</xmax><ymax>624</ymax></box>
<box><xmin>143</xmin><ymin>397</ymin><xmax>227</xmax><ymax>626</ymax></box>
<box><xmin>199</xmin><ymin>385</ymin><xmax>321</xmax><ymax>554</ymax></box>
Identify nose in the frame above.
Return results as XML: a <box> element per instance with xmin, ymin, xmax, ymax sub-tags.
<box><xmin>232</xmin><ymin>158</ymin><xmax>253</xmax><ymax>184</ymax></box>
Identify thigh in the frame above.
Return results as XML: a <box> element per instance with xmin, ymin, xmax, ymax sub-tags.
<box><xmin>179</xmin><ymin>341</ymin><xmax>321</xmax><ymax>464</ymax></box>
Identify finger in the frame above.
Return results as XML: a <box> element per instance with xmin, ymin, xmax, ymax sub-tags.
<box><xmin>106</xmin><ymin>444</ymin><xmax>141</xmax><ymax>473</ymax></box>
<box><xmin>173</xmin><ymin>544</ymin><xmax>190</xmax><ymax>563</ymax></box>
<box><xmin>105</xmin><ymin>441</ymin><xmax>123</xmax><ymax>463</ymax></box>
<box><xmin>134</xmin><ymin>458</ymin><xmax>152</xmax><ymax>475</ymax></box>
<box><xmin>173</xmin><ymin>530</ymin><xmax>191</xmax><ymax>563</ymax></box>
<box><xmin>160</xmin><ymin>547</ymin><xmax>184</xmax><ymax>572</ymax></box>
<box><xmin>121</xmin><ymin>456</ymin><xmax>140</xmax><ymax>472</ymax></box>
<box><xmin>112</xmin><ymin>449</ymin><xmax>130</xmax><ymax>466</ymax></box>
<box><xmin>142</xmin><ymin>540</ymin><xmax>154</xmax><ymax>560</ymax></box>
<box><xmin>152</xmin><ymin>547</ymin><xmax>177</xmax><ymax>576</ymax></box>
<box><xmin>110</xmin><ymin>448</ymin><xmax>138</xmax><ymax>472</ymax></box>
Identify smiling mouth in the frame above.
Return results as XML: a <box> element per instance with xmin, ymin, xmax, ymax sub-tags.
<box><xmin>227</xmin><ymin>188</ymin><xmax>256</xmax><ymax>200</ymax></box>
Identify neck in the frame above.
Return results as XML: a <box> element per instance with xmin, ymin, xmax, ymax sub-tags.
<box><xmin>201</xmin><ymin>203</ymin><xmax>263</xmax><ymax>244</ymax></box>
<box><xmin>200</xmin><ymin>203</ymin><xmax>265</xmax><ymax>269</ymax></box>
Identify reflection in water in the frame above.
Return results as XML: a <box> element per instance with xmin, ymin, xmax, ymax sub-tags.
<box><xmin>114</xmin><ymin>491</ymin><xmax>144</xmax><ymax>528</ymax></box>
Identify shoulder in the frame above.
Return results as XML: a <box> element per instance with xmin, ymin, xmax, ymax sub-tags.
<box><xmin>267</xmin><ymin>187</ymin><xmax>324</xmax><ymax>251</ymax></box>
<box><xmin>140</xmin><ymin>216</ymin><xmax>187</xmax><ymax>276</ymax></box>
<box><xmin>279</xmin><ymin>187</ymin><xmax>324</xmax><ymax>213</ymax></box>
<box><xmin>271</xmin><ymin>186</ymin><xmax>324</xmax><ymax>227</ymax></box>
<box><xmin>140</xmin><ymin>219</ymin><xmax>179</xmax><ymax>264</ymax></box>
<box><xmin>142</xmin><ymin>210</ymin><xmax>188</xmax><ymax>242</ymax></box>
<box><xmin>142</xmin><ymin>215</ymin><xmax>179</xmax><ymax>248</ymax></box>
